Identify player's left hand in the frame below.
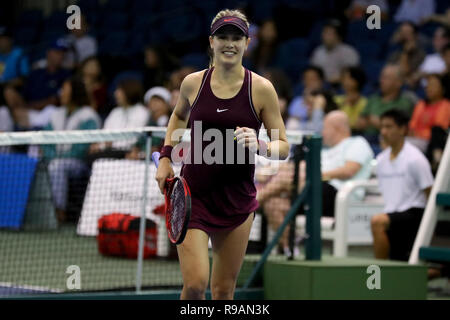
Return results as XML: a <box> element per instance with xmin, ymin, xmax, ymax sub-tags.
<box><xmin>234</xmin><ymin>126</ymin><xmax>258</xmax><ymax>153</ymax></box>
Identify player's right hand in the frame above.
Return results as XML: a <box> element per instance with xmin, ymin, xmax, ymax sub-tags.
<box><xmin>155</xmin><ymin>157</ymin><xmax>174</xmax><ymax>194</ymax></box>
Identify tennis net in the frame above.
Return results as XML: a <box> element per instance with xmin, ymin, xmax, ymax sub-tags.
<box><xmin>0</xmin><ymin>126</ymin><xmax>308</xmax><ymax>297</ymax></box>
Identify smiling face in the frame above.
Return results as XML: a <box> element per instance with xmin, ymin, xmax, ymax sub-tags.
<box><xmin>209</xmin><ymin>25</ymin><xmax>249</xmax><ymax>67</ymax></box>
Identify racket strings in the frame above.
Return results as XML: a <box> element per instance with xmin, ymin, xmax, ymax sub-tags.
<box><xmin>168</xmin><ymin>179</ymin><xmax>186</xmax><ymax>240</ymax></box>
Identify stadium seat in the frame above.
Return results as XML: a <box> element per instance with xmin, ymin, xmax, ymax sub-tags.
<box><xmin>275</xmin><ymin>38</ymin><xmax>311</xmax><ymax>83</ymax></box>
<box><xmin>362</xmin><ymin>59</ymin><xmax>384</xmax><ymax>85</ymax></box>
<box><xmin>307</xmin><ymin>20</ymin><xmax>325</xmax><ymax>53</ymax></box>
<box><xmin>103</xmin><ymin>0</ymin><xmax>130</xmax><ymax>12</ymax></box>
<box><xmin>127</xmin><ymin>33</ymin><xmax>146</xmax><ymax>56</ymax></box>
<box><xmin>44</xmin><ymin>11</ymin><xmax>68</xmax><ymax>30</ymax></box>
<box><xmin>98</xmin><ymin>32</ymin><xmax>129</xmax><ymax>56</ymax></box>
<box><xmin>98</xmin><ymin>12</ymin><xmax>129</xmax><ymax>32</ymax></box>
<box><xmin>419</xmin><ymin>21</ymin><xmax>441</xmax><ymax>39</ymax></box>
<box><xmin>77</xmin><ymin>0</ymin><xmax>100</xmax><ymax>12</ymax></box>
<box><xmin>13</xmin><ymin>27</ymin><xmax>38</xmax><ymax>47</ymax></box>
<box><xmin>160</xmin><ymin>9</ymin><xmax>202</xmax><ymax>43</ymax></box>
<box><xmin>108</xmin><ymin>70</ymin><xmax>144</xmax><ymax>97</ymax></box>
<box><xmin>16</xmin><ymin>9</ymin><xmax>43</xmax><ymax>28</ymax></box>
<box><xmin>181</xmin><ymin>53</ymin><xmax>209</xmax><ymax>70</ymax></box>
<box><xmin>354</xmin><ymin>41</ymin><xmax>382</xmax><ymax>62</ymax></box>
<box><xmin>131</xmin><ymin>0</ymin><xmax>158</xmax><ymax>13</ymax></box>
<box><xmin>247</xmin><ymin>0</ymin><xmax>275</xmax><ymax>24</ymax></box>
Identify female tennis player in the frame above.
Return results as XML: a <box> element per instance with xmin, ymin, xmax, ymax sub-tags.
<box><xmin>155</xmin><ymin>9</ymin><xmax>289</xmax><ymax>300</ymax></box>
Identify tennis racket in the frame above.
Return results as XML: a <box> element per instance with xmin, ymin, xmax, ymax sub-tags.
<box><xmin>152</xmin><ymin>151</ymin><xmax>191</xmax><ymax>245</ymax></box>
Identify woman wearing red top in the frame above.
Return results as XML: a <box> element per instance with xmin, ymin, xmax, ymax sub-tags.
<box><xmin>155</xmin><ymin>9</ymin><xmax>289</xmax><ymax>300</ymax></box>
<box><xmin>409</xmin><ymin>74</ymin><xmax>450</xmax><ymax>142</ymax></box>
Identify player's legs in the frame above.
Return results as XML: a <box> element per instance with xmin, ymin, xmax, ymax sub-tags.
<box><xmin>263</xmin><ymin>196</ymin><xmax>290</xmax><ymax>250</ymax></box>
<box><xmin>210</xmin><ymin>213</ymin><xmax>254</xmax><ymax>300</ymax></box>
<box><xmin>370</xmin><ymin>213</ymin><xmax>390</xmax><ymax>259</ymax></box>
<box><xmin>177</xmin><ymin>228</ymin><xmax>210</xmax><ymax>300</ymax></box>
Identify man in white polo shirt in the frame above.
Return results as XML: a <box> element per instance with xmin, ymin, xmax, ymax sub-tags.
<box><xmin>371</xmin><ymin>110</ymin><xmax>434</xmax><ymax>261</ymax></box>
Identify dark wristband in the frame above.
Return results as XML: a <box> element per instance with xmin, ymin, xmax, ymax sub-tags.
<box><xmin>159</xmin><ymin>145</ymin><xmax>173</xmax><ymax>162</ymax></box>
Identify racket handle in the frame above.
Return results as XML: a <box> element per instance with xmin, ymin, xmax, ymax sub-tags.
<box><xmin>152</xmin><ymin>151</ymin><xmax>160</xmax><ymax>168</ymax></box>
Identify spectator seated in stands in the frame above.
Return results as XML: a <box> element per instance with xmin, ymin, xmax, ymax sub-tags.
<box><xmin>416</xmin><ymin>26</ymin><xmax>450</xmax><ymax>78</ymax></box>
<box><xmin>357</xmin><ymin>64</ymin><xmax>416</xmax><ymax>152</ymax></box>
<box><xmin>408</xmin><ymin>73</ymin><xmax>450</xmax><ymax>149</ymax></box>
<box><xmin>408</xmin><ymin>73</ymin><xmax>450</xmax><ymax>172</ymax></box>
<box><xmin>334</xmin><ymin>66</ymin><xmax>368</xmax><ymax>133</ymax></box>
<box><xmin>4</xmin><ymin>39</ymin><xmax>71</xmax><ymax>129</ymax></box>
<box><xmin>256</xmin><ymin>111</ymin><xmax>374</xmax><ymax>254</ymax></box>
<box><xmin>287</xmin><ymin>88</ymin><xmax>338</xmax><ymax>134</ymax></box>
<box><xmin>63</xmin><ymin>14</ymin><xmax>97</xmax><ymax>70</ymax></box>
<box><xmin>79</xmin><ymin>56</ymin><xmax>108</xmax><ymax>118</ymax></box>
<box><xmin>0</xmin><ymin>105</ymin><xmax>13</xmax><ymax>132</ymax></box>
<box><xmin>126</xmin><ymin>86</ymin><xmax>172</xmax><ymax>159</ymax></box>
<box><xmin>87</xmin><ymin>78</ymin><xmax>149</xmax><ymax>165</ymax></box>
<box><xmin>143</xmin><ymin>45</ymin><xmax>173</xmax><ymax>90</ymax></box>
<box><xmin>387</xmin><ymin>21</ymin><xmax>427</xmax><ymax>89</ymax></box>
<box><xmin>0</xmin><ymin>25</ymin><xmax>29</xmax><ymax>100</ymax></box>
<box><xmin>371</xmin><ymin>110</ymin><xmax>434</xmax><ymax>263</ymax></box>
<box><xmin>249</xmin><ymin>20</ymin><xmax>279</xmax><ymax>73</ymax></box>
<box><xmin>286</xmin><ymin>65</ymin><xmax>325</xmax><ymax>131</ymax></box>
<box><xmin>310</xmin><ymin>19</ymin><xmax>360</xmax><ymax>86</ymax></box>
<box><xmin>394</xmin><ymin>0</ymin><xmax>436</xmax><ymax>25</ymax></box>
<box><xmin>42</xmin><ymin>75</ymin><xmax>101</xmax><ymax>222</ymax></box>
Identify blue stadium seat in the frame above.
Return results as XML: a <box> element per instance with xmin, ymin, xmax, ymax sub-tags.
<box><xmin>131</xmin><ymin>15</ymin><xmax>152</xmax><ymax>33</ymax></box>
<box><xmin>103</xmin><ymin>0</ymin><xmax>130</xmax><ymax>12</ymax></box>
<box><xmin>181</xmin><ymin>53</ymin><xmax>209</xmax><ymax>70</ymax></box>
<box><xmin>127</xmin><ymin>33</ymin><xmax>146</xmax><ymax>55</ymax></box>
<box><xmin>160</xmin><ymin>9</ymin><xmax>202</xmax><ymax>43</ymax></box>
<box><xmin>308</xmin><ymin>20</ymin><xmax>325</xmax><ymax>53</ymax></box>
<box><xmin>419</xmin><ymin>22</ymin><xmax>441</xmax><ymax>38</ymax></box>
<box><xmin>354</xmin><ymin>41</ymin><xmax>382</xmax><ymax>62</ymax></box>
<box><xmin>275</xmin><ymin>38</ymin><xmax>311</xmax><ymax>83</ymax></box>
<box><xmin>44</xmin><ymin>11</ymin><xmax>68</xmax><ymax>29</ymax></box>
<box><xmin>108</xmin><ymin>70</ymin><xmax>144</xmax><ymax>97</ymax></box>
<box><xmin>16</xmin><ymin>9</ymin><xmax>43</xmax><ymax>28</ymax></box>
<box><xmin>158</xmin><ymin>0</ymin><xmax>189</xmax><ymax>14</ymax></box>
<box><xmin>249</xmin><ymin>0</ymin><xmax>275</xmax><ymax>23</ymax></box>
<box><xmin>435</xmin><ymin>0</ymin><xmax>450</xmax><ymax>14</ymax></box>
<box><xmin>131</xmin><ymin>0</ymin><xmax>158</xmax><ymax>13</ymax></box>
<box><xmin>374</xmin><ymin>21</ymin><xmax>398</xmax><ymax>46</ymax></box>
<box><xmin>362</xmin><ymin>60</ymin><xmax>384</xmax><ymax>85</ymax></box>
<box><xmin>99</xmin><ymin>12</ymin><xmax>129</xmax><ymax>32</ymax></box>
<box><xmin>13</xmin><ymin>27</ymin><xmax>38</xmax><ymax>47</ymax></box>
<box><xmin>38</xmin><ymin>29</ymin><xmax>67</xmax><ymax>44</ymax></box>
<box><xmin>77</xmin><ymin>0</ymin><xmax>100</xmax><ymax>12</ymax></box>
<box><xmin>98</xmin><ymin>31</ymin><xmax>129</xmax><ymax>56</ymax></box>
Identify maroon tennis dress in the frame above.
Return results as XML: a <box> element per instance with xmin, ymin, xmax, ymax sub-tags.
<box><xmin>181</xmin><ymin>67</ymin><xmax>262</xmax><ymax>235</ymax></box>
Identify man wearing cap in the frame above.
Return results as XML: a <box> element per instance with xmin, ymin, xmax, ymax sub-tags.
<box><xmin>125</xmin><ymin>86</ymin><xmax>172</xmax><ymax>159</ymax></box>
<box><xmin>4</xmin><ymin>38</ymin><xmax>71</xmax><ymax>128</ymax></box>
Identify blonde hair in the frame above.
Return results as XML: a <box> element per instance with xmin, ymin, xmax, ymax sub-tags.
<box><xmin>208</xmin><ymin>9</ymin><xmax>250</xmax><ymax>67</ymax></box>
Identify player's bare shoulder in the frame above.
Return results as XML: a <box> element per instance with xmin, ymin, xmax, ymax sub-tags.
<box><xmin>180</xmin><ymin>69</ymin><xmax>208</xmax><ymax>104</ymax></box>
<box><xmin>250</xmin><ymin>71</ymin><xmax>277</xmax><ymax>112</ymax></box>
